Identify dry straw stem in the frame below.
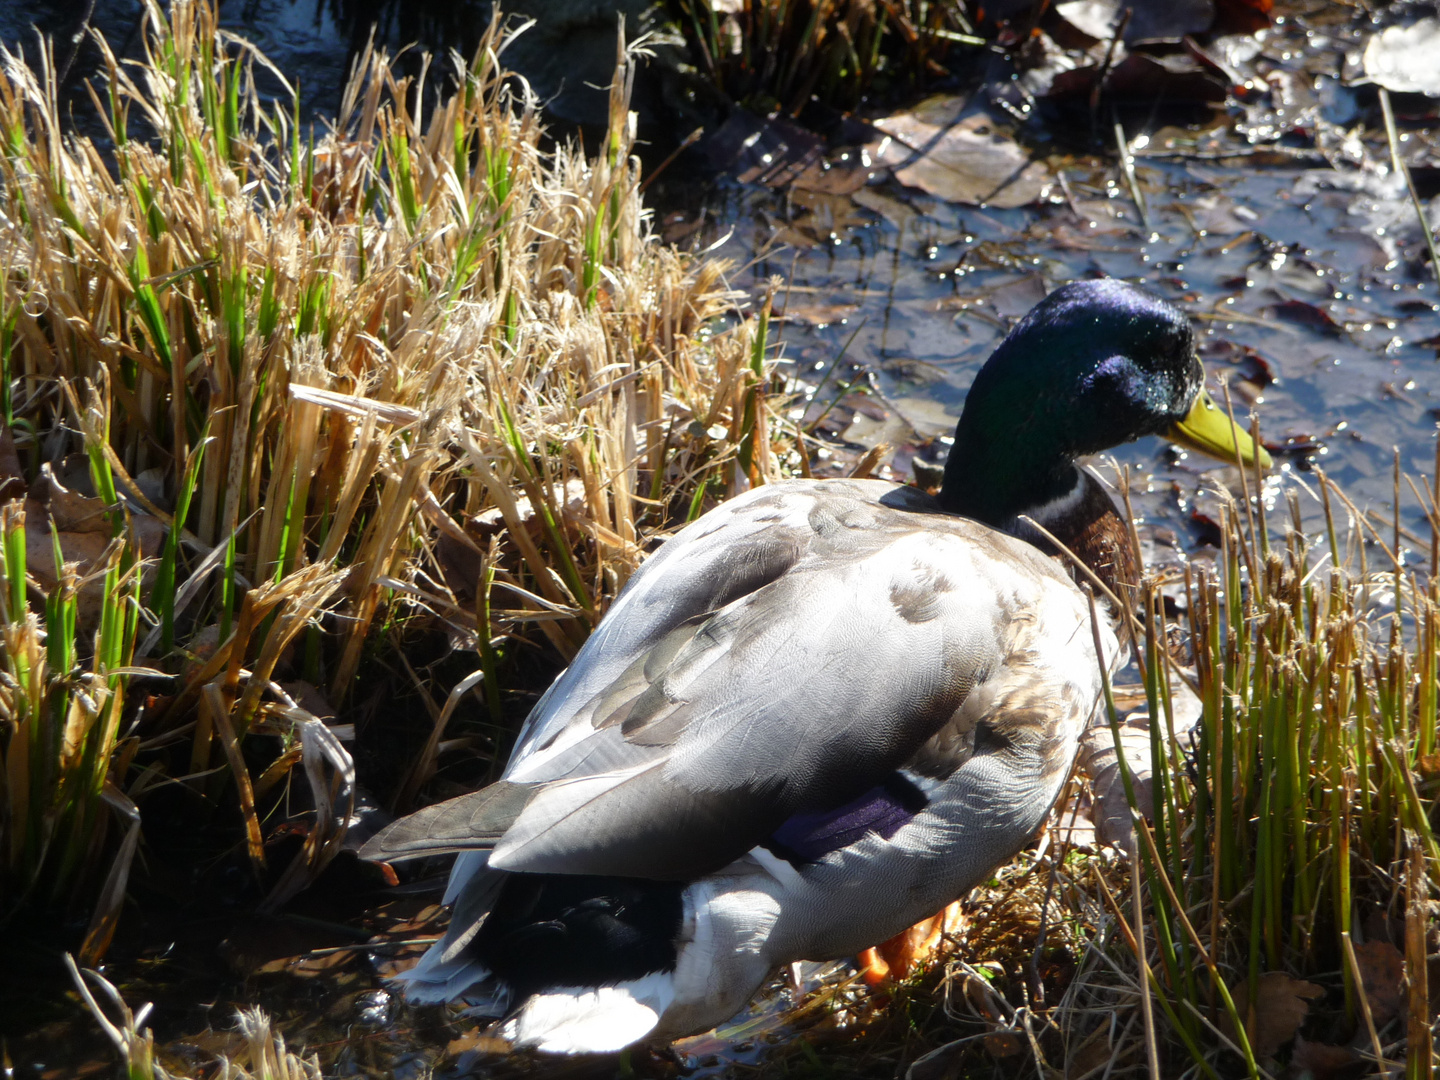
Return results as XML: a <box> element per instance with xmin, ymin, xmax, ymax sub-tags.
<box><xmin>68</xmin><ymin>951</ymin><xmax>322</xmax><ymax>1080</ymax></box>
<box><xmin>0</xmin><ymin>0</ymin><xmax>788</xmax><ymax>946</ymax></box>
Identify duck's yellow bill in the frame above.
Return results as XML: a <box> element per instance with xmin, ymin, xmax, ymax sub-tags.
<box><xmin>1166</xmin><ymin>389</ymin><xmax>1273</xmax><ymax>470</ymax></box>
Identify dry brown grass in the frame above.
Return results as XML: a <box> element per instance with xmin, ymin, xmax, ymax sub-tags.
<box><xmin>0</xmin><ymin>0</ymin><xmax>790</xmax><ymax>959</ymax></box>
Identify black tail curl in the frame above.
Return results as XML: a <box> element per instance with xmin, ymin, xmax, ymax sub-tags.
<box><xmin>474</xmin><ymin>873</ymin><xmax>684</xmax><ymax>999</ymax></box>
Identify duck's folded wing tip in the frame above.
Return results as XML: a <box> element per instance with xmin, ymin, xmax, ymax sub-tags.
<box><xmin>358</xmin><ymin>781</ymin><xmax>536</xmax><ymax>863</ymax></box>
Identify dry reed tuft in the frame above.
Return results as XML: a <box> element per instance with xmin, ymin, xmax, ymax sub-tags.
<box><xmin>67</xmin><ymin>953</ymin><xmax>322</xmax><ymax>1080</ymax></box>
<box><xmin>0</xmin><ymin>0</ymin><xmax>789</xmax><ymax>957</ymax></box>
<box><xmin>673</xmin><ymin>0</ymin><xmax>984</xmax><ymax>116</ymax></box>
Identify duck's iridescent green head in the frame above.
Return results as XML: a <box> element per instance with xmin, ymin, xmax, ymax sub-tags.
<box><xmin>939</xmin><ymin>279</ymin><xmax>1269</xmax><ymax>526</ymax></box>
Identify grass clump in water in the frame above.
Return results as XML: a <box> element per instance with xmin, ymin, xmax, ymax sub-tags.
<box><xmin>1093</xmin><ymin>465</ymin><xmax>1440</xmax><ymax>1078</ymax></box>
<box><xmin>672</xmin><ymin>0</ymin><xmax>985</xmax><ymax>116</ymax></box>
<box><xmin>0</xmin><ymin>0</ymin><xmax>789</xmax><ymax>967</ymax></box>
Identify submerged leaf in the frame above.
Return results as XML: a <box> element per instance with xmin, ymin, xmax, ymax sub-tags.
<box><xmin>1055</xmin><ymin>0</ymin><xmax>1214</xmax><ymax>43</ymax></box>
<box><xmin>1271</xmin><ymin>298</ymin><xmax>1344</xmax><ymax>336</ymax></box>
<box><xmin>1046</xmin><ymin>51</ymin><xmax>1228</xmax><ymax>103</ymax></box>
<box><xmin>871</xmin><ymin>103</ymin><xmax>1051</xmax><ymax>209</ymax></box>
<box><xmin>703</xmin><ymin>110</ymin><xmax>826</xmax><ymax>188</ymax></box>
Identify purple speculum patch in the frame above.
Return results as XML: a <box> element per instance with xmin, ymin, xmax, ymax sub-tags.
<box><xmin>769</xmin><ymin>783</ymin><xmax>920</xmax><ymax>862</ymax></box>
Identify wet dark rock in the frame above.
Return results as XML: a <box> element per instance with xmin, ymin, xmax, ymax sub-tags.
<box><xmin>1317</xmin><ymin>75</ymin><xmax>1361</xmax><ymax>126</ymax></box>
<box><xmin>355</xmin><ymin>988</ymin><xmax>394</xmax><ymax>1026</ymax></box>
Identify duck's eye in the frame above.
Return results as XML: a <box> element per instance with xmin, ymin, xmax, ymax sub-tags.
<box><xmin>1081</xmin><ymin>355</ymin><xmax>1148</xmax><ymax>406</ymax></box>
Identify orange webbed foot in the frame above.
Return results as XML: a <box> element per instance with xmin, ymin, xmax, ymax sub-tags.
<box><xmin>858</xmin><ymin>901</ymin><xmax>965</xmax><ymax>989</ymax></box>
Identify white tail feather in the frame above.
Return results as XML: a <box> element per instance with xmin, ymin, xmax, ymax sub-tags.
<box><xmin>505</xmin><ymin>973</ymin><xmax>675</xmax><ymax>1054</ymax></box>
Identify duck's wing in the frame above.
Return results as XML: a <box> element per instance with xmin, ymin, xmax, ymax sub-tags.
<box><xmin>505</xmin><ymin>480</ymin><xmax>849</xmax><ymax>763</ymax></box>
<box><xmin>363</xmin><ymin>479</ymin><xmax>1108</xmax><ymax>881</ymax></box>
<box><xmin>360</xmin><ymin>481</ymin><xmax>829</xmax><ymax>863</ymax></box>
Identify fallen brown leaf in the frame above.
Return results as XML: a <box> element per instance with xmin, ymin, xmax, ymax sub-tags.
<box><xmin>24</xmin><ymin>473</ymin><xmax>166</xmax><ymax>629</ymax></box>
<box><xmin>870</xmin><ymin>100</ymin><xmax>1051</xmax><ymax>209</ymax></box>
<box><xmin>34</xmin><ymin>462</ymin><xmax>111</xmax><ymax>533</ymax></box>
<box><xmin>1226</xmin><ymin>971</ymin><xmax>1324</xmax><ymax>1058</ymax></box>
<box><xmin>1271</xmin><ymin>299</ymin><xmax>1344</xmax><ymax>337</ymax></box>
<box><xmin>851</xmin><ymin>187</ymin><xmax>918</xmax><ymax>231</ymax></box>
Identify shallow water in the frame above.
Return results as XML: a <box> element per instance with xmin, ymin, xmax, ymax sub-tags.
<box><xmin>682</xmin><ymin>128</ymin><xmax>1440</xmax><ymax>563</ymax></box>
<box><xmin>0</xmin><ymin>0</ymin><xmax>489</xmax><ymax>136</ymax></box>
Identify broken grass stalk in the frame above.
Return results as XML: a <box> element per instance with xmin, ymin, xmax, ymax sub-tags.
<box><xmin>1379</xmin><ymin>88</ymin><xmax>1440</xmax><ymax>296</ymax></box>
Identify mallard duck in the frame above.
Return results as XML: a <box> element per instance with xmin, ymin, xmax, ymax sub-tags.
<box><xmin>361</xmin><ymin>279</ymin><xmax>1269</xmax><ymax>1054</ymax></box>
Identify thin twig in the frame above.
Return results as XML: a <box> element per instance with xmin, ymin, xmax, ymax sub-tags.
<box><xmin>1113</xmin><ymin>119</ymin><xmax>1149</xmax><ymax>229</ymax></box>
<box><xmin>1379</xmin><ymin>88</ymin><xmax>1440</xmax><ymax>295</ymax></box>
